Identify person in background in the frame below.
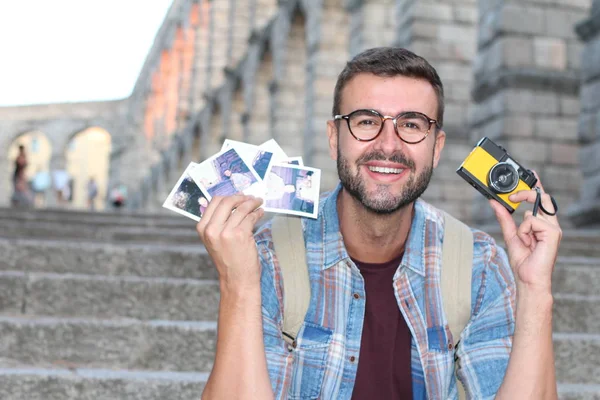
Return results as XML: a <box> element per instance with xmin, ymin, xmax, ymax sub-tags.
<box><xmin>87</xmin><ymin>177</ymin><xmax>98</xmax><ymax>210</ymax></box>
<box><xmin>11</xmin><ymin>145</ymin><xmax>32</xmax><ymax>207</ymax></box>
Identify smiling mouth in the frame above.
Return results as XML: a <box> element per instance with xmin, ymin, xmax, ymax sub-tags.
<box><xmin>367</xmin><ymin>165</ymin><xmax>405</xmax><ymax>174</ymax></box>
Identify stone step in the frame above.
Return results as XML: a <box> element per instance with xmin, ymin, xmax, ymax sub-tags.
<box><xmin>0</xmin><ymin>316</ymin><xmax>216</xmax><ymax>372</ymax></box>
<box><xmin>558</xmin><ymin>384</ymin><xmax>600</xmax><ymax>400</ymax></box>
<box><xmin>0</xmin><ymin>207</ymin><xmax>186</xmax><ymax>227</ymax></box>
<box><xmin>553</xmin><ymin>257</ymin><xmax>600</xmax><ymax>296</ymax></box>
<box><xmin>0</xmin><ymin>238</ymin><xmax>217</xmax><ymax>280</ymax></box>
<box><xmin>0</xmin><ymin>271</ymin><xmax>219</xmax><ymax>321</ymax></box>
<box><xmin>0</xmin><ymin>367</ymin><xmax>207</xmax><ymax>400</ymax></box>
<box><xmin>484</xmin><ymin>228</ymin><xmax>600</xmax><ymax>258</ymax></box>
<box><xmin>553</xmin><ymin>294</ymin><xmax>600</xmax><ymax>334</ymax></box>
<box><xmin>0</xmin><ymin>219</ymin><xmax>199</xmax><ymax>244</ymax></box>
<box><xmin>554</xmin><ymin>333</ymin><xmax>600</xmax><ymax>385</ymax></box>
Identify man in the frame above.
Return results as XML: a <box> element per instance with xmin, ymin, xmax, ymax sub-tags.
<box><xmin>196</xmin><ymin>48</ymin><xmax>561</xmax><ymax>399</ymax></box>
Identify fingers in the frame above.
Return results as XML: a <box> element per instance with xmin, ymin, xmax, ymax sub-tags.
<box><xmin>489</xmin><ymin>199</ymin><xmax>518</xmax><ymax>245</ymax></box>
<box><xmin>223</xmin><ymin>196</ymin><xmax>264</xmax><ymax>228</ymax></box>
<box><xmin>196</xmin><ymin>194</ymin><xmax>264</xmax><ymax>242</ymax></box>
<box><xmin>504</xmin><ymin>171</ymin><xmax>558</xmax><ymax>222</ymax></box>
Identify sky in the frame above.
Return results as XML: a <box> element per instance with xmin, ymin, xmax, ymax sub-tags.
<box><xmin>0</xmin><ymin>0</ymin><xmax>174</xmax><ymax>107</ymax></box>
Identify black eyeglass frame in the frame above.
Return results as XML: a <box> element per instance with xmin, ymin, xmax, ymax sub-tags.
<box><xmin>334</xmin><ymin>109</ymin><xmax>441</xmax><ymax>144</ymax></box>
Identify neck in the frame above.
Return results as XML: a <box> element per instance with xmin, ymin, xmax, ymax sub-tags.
<box><xmin>337</xmin><ymin>188</ymin><xmax>414</xmax><ymax>264</ymax></box>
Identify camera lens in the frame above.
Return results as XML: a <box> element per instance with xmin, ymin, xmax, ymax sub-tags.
<box><xmin>488</xmin><ymin>162</ymin><xmax>519</xmax><ymax>194</ymax></box>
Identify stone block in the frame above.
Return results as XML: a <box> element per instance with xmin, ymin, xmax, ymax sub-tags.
<box><xmin>504</xmin><ymin>115</ymin><xmax>535</xmax><ymax>138</ymax></box>
<box><xmin>500</xmin><ymin>4</ymin><xmax>545</xmax><ymax>35</ymax></box>
<box><xmin>533</xmin><ymin>37</ymin><xmax>567</xmax><ymax>70</ymax></box>
<box><xmin>446</xmin><ymin>82</ymin><xmax>472</xmax><ymax>102</ymax></box>
<box><xmin>0</xmin><ymin>317</ymin><xmax>217</xmax><ymax>371</ymax></box>
<box><xmin>437</xmin><ymin>24</ymin><xmax>476</xmax><ymax>45</ymax></box>
<box><xmin>412</xmin><ymin>2</ymin><xmax>454</xmax><ymax>21</ymax></box>
<box><xmin>543</xmin><ymin>165</ymin><xmax>582</xmax><ymax>192</ymax></box>
<box><xmin>535</xmin><ymin>117</ymin><xmax>579</xmax><ymax>140</ymax></box>
<box><xmin>581</xmin><ymin>34</ymin><xmax>600</xmax><ymax>82</ymax></box>
<box><xmin>549</xmin><ymin>142</ymin><xmax>580</xmax><ymax>166</ymax></box>
<box><xmin>412</xmin><ymin>22</ymin><xmax>439</xmax><ymax>40</ymax></box>
<box><xmin>554</xmin><ymin>335</ymin><xmax>600</xmax><ymax>384</ymax></box>
<box><xmin>469</xmin><ymin>92</ymin><xmax>504</xmax><ymax>127</ymax></box>
<box><xmin>580</xmin><ymin>79</ymin><xmax>600</xmax><ymax>112</ymax></box>
<box><xmin>453</xmin><ymin>5</ymin><xmax>478</xmax><ymax>23</ymax></box>
<box><xmin>579</xmin><ymin>142</ymin><xmax>600</xmax><ymax>174</ymax></box>
<box><xmin>552</xmin><ymin>294</ymin><xmax>600</xmax><ymax>333</ymax></box>
<box><xmin>0</xmin><ymin>273</ymin><xmax>26</xmax><ymax>314</ymax></box>
<box><xmin>25</xmin><ymin>273</ymin><xmax>220</xmax><ymax>321</ymax></box>
<box><xmin>544</xmin><ymin>8</ymin><xmax>587</xmax><ymax>40</ymax></box>
<box><xmin>577</xmin><ymin>110</ymin><xmax>599</xmax><ymax>143</ymax></box>
<box><xmin>0</xmin><ymin>370</ymin><xmax>207</xmax><ymax>400</ymax></box>
<box><xmin>435</xmin><ymin>63</ymin><xmax>473</xmax><ymax>83</ymax></box>
<box><xmin>505</xmin><ymin>89</ymin><xmax>560</xmax><ymax>115</ymax></box>
<box><xmin>560</xmin><ymin>95</ymin><xmax>581</xmax><ymax>116</ymax></box>
<box><xmin>501</xmin><ymin>36</ymin><xmax>535</xmax><ymax>68</ymax></box>
<box><xmin>566</xmin><ymin>40</ymin><xmax>584</xmax><ymax>71</ymax></box>
<box><xmin>503</xmin><ymin>138</ymin><xmax>548</xmax><ymax>164</ymax></box>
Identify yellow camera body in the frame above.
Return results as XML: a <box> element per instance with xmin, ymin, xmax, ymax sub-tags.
<box><xmin>457</xmin><ymin>137</ymin><xmax>537</xmax><ymax>213</ymax></box>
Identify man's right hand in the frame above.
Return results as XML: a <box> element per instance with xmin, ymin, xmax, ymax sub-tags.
<box><xmin>196</xmin><ymin>194</ymin><xmax>265</xmax><ymax>293</ymax></box>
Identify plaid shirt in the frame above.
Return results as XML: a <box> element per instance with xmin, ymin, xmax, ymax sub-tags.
<box><xmin>255</xmin><ymin>184</ymin><xmax>516</xmax><ymax>399</ymax></box>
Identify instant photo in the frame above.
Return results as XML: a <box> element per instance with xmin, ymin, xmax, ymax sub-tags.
<box><xmin>221</xmin><ymin>139</ymin><xmax>275</xmax><ymax>180</ymax></box>
<box><xmin>189</xmin><ymin>147</ymin><xmax>263</xmax><ymax>198</ymax></box>
<box><xmin>263</xmin><ymin>164</ymin><xmax>321</xmax><ymax>218</ymax></box>
<box><xmin>163</xmin><ymin>162</ymin><xmax>210</xmax><ymax>222</ymax></box>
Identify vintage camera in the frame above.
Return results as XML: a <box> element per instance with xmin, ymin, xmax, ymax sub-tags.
<box><xmin>456</xmin><ymin>137</ymin><xmax>537</xmax><ymax>213</ymax></box>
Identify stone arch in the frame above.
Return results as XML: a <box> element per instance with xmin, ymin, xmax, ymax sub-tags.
<box><xmin>272</xmin><ymin>6</ymin><xmax>308</xmax><ymax>157</ymax></box>
<box><xmin>64</xmin><ymin>127</ymin><xmax>112</xmax><ymax>210</ymax></box>
<box><xmin>5</xmin><ymin>130</ymin><xmax>53</xmax><ymax>206</ymax></box>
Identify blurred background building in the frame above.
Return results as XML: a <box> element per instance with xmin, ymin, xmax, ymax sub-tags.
<box><xmin>0</xmin><ymin>0</ymin><xmax>599</xmax><ymax>227</ymax></box>
<box><xmin>0</xmin><ymin>1</ymin><xmax>599</xmax><ymax>398</ymax></box>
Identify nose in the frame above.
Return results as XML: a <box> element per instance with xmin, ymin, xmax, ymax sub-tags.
<box><xmin>375</xmin><ymin>116</ymin><xmax>402</xmax><ymax>155</ymax></box>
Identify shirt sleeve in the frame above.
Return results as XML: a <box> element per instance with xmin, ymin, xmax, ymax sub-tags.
<box><xmin>256</xmin><ymin>238</ymin><xmax>294</xmax><ymax>398</ymax></box>
<box><xmin>456</xmin><ymin>236</ymin><xmax>516</xmax><ymax>400</ymax></box>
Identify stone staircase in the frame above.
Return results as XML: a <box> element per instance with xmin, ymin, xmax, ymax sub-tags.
<box><xmin>0</xmin><ymin>208</ymin><xmax>598</xmax><ymax>399</ymax></box>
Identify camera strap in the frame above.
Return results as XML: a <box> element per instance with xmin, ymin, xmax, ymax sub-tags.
<box><xmin>532</xmin><ymin>187</ymin><xmax>558</xmax><ymax>217</ymax></box>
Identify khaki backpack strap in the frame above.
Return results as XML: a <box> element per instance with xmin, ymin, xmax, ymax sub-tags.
<box><xmin>271</xmin><ymin>215</ymin><xmax>310</xmax><ymax>346</ymax></box>
<box><xmin>441</xmin><ymin>211</ymin><xmax>473</xmax><ymax>400</ymax></box>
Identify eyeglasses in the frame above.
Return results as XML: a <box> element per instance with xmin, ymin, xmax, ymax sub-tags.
<box><xmin>334</xmin><ymin>109</ymin><xmax>440</xmax><ymax>144</ymax></box>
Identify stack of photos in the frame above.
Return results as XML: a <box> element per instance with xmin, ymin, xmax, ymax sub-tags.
<box><xmin>163</xmin><ymin>139</ymin><xmax>321</xmax><ymax>221</ymax></box>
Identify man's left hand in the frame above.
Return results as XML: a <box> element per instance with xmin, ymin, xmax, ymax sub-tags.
<box><xmin>489</xmin><ymin>174</ymin><xmax>562</xmax><ymax>294</ymax></box>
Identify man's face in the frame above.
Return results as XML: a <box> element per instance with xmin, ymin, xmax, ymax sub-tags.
<box><xmin>327</xmin><ymin>73</ymin><xmax>446</xmax><ymax>214</ymax></box>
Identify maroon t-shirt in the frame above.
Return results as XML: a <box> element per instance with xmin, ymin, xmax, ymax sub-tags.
<box><xmin>351</xmin><ymin>253</ymin><xmax>413</xmax><ymax>399</ymax></box>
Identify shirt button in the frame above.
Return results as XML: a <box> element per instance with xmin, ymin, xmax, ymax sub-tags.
<box><xmin>448</xmin><ymin>342</ymin><xmax>454</xmax><ymax>350</ymax></box>
<box><xmin>350</xmin><ymin>356</ymin><xmax>356</xmax><ymax>362</ymax></box>
<box><xmin>353</xmin><ymin>293</ymin><xmax>360</xmax><ymax>299</ymax></box>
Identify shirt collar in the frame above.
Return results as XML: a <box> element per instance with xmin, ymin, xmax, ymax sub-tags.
<box><xmin>307</xmin><ymin>183</ymin><xmax>429</xmax><ymax>276</ymax></box>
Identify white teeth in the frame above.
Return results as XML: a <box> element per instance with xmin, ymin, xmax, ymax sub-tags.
<box><xmin>368</xmin><ymin>166</ymin><xmax>404</xmax><ymax>174</ymax></box>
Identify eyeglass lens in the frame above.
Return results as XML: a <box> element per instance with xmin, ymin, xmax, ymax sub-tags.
<box><xmin>347</xmin><ymin>110</ymin><xmax>430</xmax><ymax>142</ymax></box>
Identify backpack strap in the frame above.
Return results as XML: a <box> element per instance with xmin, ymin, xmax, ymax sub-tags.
<box><xmin>271</xmin><ymin>215</ymin><xmax>310</xmax><ymax>346</ymax></box>
<box><xmin>441</xmin><ymin>211</ymin><xmax>474</xmax><ymax>400</ymax></box>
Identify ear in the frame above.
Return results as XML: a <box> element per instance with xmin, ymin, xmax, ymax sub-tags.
<box><xmin>432</xmin><ymin>130</ymin><xmax>446</xmax><ymax>169</ymax></box>
<box><xmin>327</xmin><ymin>120</ymin><xmax>339</xmax><ymax>161</ymax></box>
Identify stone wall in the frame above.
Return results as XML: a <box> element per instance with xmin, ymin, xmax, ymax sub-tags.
<box><xmin>1</xmin><ymin>0</ymin><xmax>598</xmax><ymax>227</ymax></box>
<box><xmin>471</xmin><ymin>0</ymin><xmax>590</xmax><ymax>226</ymax></box>
<box><xmin>569</xmin><ymin>0</ymin><xmax>600</xmax><ymax>225</ymax></box>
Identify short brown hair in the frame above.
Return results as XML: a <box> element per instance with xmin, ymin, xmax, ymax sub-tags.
<box><xmin>332</xmin><ymin>47</ymin><xmax>445</xmax><ymax>128</ymax></box>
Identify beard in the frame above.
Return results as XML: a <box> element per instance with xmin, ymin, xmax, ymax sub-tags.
<box><xmin>337</xmin><ymin>146</ymin><xmax>433</xmax><ymax>214</ymax></box>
